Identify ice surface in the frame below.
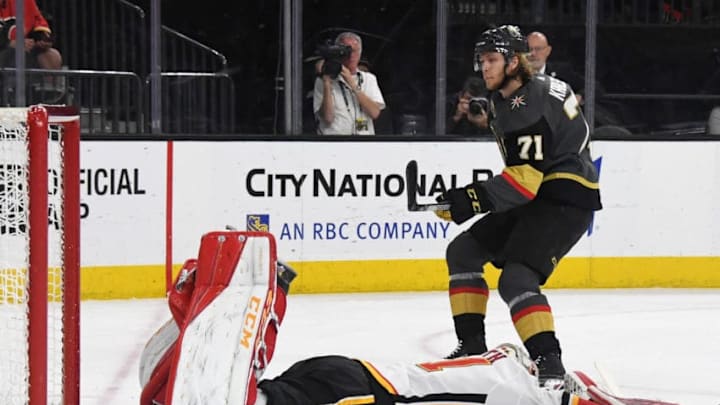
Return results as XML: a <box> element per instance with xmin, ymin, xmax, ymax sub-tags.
<box><xmin>81</xmin><ymin>289</ymin><xmax>720</xmax><ymax>405</ymax></box>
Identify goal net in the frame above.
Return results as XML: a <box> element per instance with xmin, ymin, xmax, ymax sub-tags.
<box><xmin>0</xmin><ymin>106</ymin><xmax>81</xmax><ymax>405</ymax></box>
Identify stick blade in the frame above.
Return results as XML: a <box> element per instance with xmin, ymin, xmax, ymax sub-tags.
<box><xmin>405</xmin><ymin>160</ymin><xmax>451</xmax><ymax>212</ymax></box>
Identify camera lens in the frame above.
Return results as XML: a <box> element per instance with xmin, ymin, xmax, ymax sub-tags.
<box><xmin>468</xmin><ymin>97</ymin><xmax>487</xmax><ymax>115</ymax></box>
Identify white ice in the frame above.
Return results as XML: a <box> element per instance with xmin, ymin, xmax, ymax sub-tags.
<box><xmin>82</xmin><ymin>289</ymin><xmax>720</xmax><ymax>405</ymax></box>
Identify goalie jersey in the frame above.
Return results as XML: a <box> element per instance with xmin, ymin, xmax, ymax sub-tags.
<box><xmin>480</xmin><ymin>74</ymin><xmax>602</xmax><ymax>212</ymax></box>
<box><xmin>360</xmin><ymin>347</ymin><xmax>571</xmax><ymax>405</ymax></box>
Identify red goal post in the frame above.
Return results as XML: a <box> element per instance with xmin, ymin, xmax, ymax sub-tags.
<box><xmin>0</xmin><ymin>105</ymin><xmax>81</xmax><ymax>405</ymax></box>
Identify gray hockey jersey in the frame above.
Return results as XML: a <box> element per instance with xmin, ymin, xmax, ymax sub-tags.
<box><xmin>478</xmin><ymin>74</ymin><xmax>602</xmax><ymax>212</ymax></box>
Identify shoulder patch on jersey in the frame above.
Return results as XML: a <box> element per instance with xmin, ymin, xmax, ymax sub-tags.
<box><xmin>510</xmin><ymin>94</ymin><xmax>526</xmax><ymax>110</ymax></box>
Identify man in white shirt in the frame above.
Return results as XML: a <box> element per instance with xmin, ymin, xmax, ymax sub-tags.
<box><xmin>313</xmin><ymin>32</ymin><xmax>385</xmax><ymax>135</ymax></box>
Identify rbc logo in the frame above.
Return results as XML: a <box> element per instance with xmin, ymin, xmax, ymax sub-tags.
<box><xmin>247</xmin><ymin>214</ymin><xmax>269</xmax><ymax>232</ymax></box>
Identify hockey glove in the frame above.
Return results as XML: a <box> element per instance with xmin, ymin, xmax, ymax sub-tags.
<box><xmin>440</xmin><ymin>183</ymin><xmax>485</xmax><ymax>224</ymax></box>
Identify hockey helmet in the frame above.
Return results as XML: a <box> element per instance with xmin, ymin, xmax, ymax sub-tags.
<box><xmin>494</xmin><ymin>343</ymin><xmax>538</xmax><ymax>378</ymax></box>
<box><xmin>474</xmin><ymin>25</ymin><xmax>529</xmax><ymax>71</ymax></box>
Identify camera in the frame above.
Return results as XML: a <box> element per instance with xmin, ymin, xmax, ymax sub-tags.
<box><xmin>317</xmin><ymin>42</ymin><xmax>352</xmax><ymax>78</ymax></box>
<box><xmin>468</xmin><ymin>96</ymin><xmax>488</xmax><ymax>115</ymax></box>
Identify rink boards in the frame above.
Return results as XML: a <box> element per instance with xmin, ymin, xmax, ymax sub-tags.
<box><xmin>75</xmin><ymin>140</ymin><xmax>720</xmax><ymax>298</ymax></box>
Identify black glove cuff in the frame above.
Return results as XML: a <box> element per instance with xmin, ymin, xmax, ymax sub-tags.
<box><xmin>446</xmin><ymin>188</ymin><xmax>474</xmax><ymax>224</ymax></box>
<box><xmin>466</xmin><ymin>182</ymin><xmax>490</xmax><ymax>214</ymax></box>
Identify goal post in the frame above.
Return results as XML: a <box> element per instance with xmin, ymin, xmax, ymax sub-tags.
<box><xmin>0</xmin><ymin>105</ymin><xmax>81</xmax><ymax>405</ymax></box>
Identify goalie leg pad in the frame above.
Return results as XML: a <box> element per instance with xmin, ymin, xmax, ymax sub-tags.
<box><xmin>138</xmin><ymin>232</ymin><xmax>293</xmax><ymax>405</ymax></box>
<box><xmin>139</xmin><ymin>318</ymin><xmax>180</xmax><ymax>389</ymax></box>
<box><xmin>139</xmin><ymin>340</ymin><xmax>175</xmax><ymax>405</ymax></box>
<box><xmin>139</xmin><ymin>258</ymin><xmax>198</xmax><ymax>405</ymax></box>
<box><xmin>254</xmin><ymin>261</ymin><xmax>296</xmax><ymax>373</ymax></box>
<box><xmin>165</xmin><ymin>231</ymin><xmax>283</xmax><ymax>405</ymax></box>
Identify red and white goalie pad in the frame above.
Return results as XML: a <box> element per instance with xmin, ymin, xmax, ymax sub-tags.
<box><xmin>565</xmin><ymin>371</ymin><xmax>680</xmax><ymax>405</ymax></box>
<box><xmin>139</xmin><ymin>231</ymin><xmax>290</xmax><ymax>405</ymax></box>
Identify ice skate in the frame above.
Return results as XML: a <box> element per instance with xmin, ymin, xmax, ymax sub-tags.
<box><xmin>535</xmin><ymin>351</ymin><xmax>566</xmax><ymax>389</ymax></box>
<box><xmin>445</xmin><ymin>336</ymin><xmax>487</xmax><ymax>359</ymax></box>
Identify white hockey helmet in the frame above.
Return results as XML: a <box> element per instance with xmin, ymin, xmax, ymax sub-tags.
<box><xmin>494</xmin><ymin>343</ymin><xmax>539</xmax><ymax>378</ymax></box>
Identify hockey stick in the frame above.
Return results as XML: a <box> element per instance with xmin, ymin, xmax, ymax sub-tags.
<box><xmin>570</xmin><ymin>371</ymin><xmax>680</xmax><ymax>405</ymax></box>
<box><xmin>588</xmin><ymin>386</ymin><xmax>680</xmax><ymax>405</ymax></box>
<box><xmin>405</xmin><ymin>160</ymin><xmax>450</xmax><ymax>212</ymax></box>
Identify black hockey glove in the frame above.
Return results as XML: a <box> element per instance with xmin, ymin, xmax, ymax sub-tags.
<box><xmin>437</xmin><ymin>183</ymin><xmax>485</xmax><ymax>224</ymax></box>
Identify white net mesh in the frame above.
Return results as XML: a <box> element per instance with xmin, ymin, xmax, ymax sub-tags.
<box><xmin>47</xmin><ymin>118</ymin><xmax>66</xmax><ymax>405</ymax></box>
<box><xmin>0</xmin><ymin>107</ymin><xmax>66</xmax><ymax>404</ymax></box>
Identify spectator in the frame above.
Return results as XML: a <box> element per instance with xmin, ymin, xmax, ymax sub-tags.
<box><xmin>525</xmin><ymin>31</ymin><xmax>552</xmax><ymax>74</ymax></box>
<box><xmin>447</xmin><ymin>75</ymin><xmax>490</xmax><ymax>136</ymax></box>
<box><xmin>313</xmin><ymin>32</ymin><xmax>385</xmax><ymax>135</ymax></box>
<box><xmin>527</xmin><ymin>31</ymin><xmax>626</xmax><ymax>128</ymax></box>
<box><xmin>0</xmin><ymin>0</ymin><xmax>62</xmax><ymax>70</ymax></box>
<box><xmin>527</xmin><ymin>31</ymin><xmax>584</xmax><ymax>103</ymax></box>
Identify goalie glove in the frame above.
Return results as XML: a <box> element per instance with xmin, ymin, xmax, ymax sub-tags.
<box><xmin>436</xmin><ymin>183</ymin><xmax>487</xmax><ymax>224</ymax></box>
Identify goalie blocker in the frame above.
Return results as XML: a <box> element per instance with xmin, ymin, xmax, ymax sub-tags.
<box><xmin>139</xmin><ymin>231</ymin><xmax>296</xmax><ymax>405</ymax></box>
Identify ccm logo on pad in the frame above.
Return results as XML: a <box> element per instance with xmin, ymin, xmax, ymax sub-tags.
<box><xmin>240</xmin><ymin>295</ymin><xmax>262</xmax><ymax>349</ymax></box>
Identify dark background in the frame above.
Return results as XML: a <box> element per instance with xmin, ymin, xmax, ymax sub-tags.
<box><xmin>123</xmin><ymin>1</ymin><xmax>437</xmax><ymax>133</ymax></box>
<box><xmin>122</xmin><ymin>1</ymin><xmax>720</xmax><ymax>134</ymax></box>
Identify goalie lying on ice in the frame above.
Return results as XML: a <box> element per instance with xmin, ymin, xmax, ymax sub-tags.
<box><xmin>138</xmin><ymin>230</ymin><xmax>678</xmax><ymax>405</ymax></box>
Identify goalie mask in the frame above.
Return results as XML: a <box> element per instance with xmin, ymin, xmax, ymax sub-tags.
<box><xmin>494</xmin><ymin>343</ymin><xmax>539</xmax><ymax>378</ymax></box>
<box><xmin>473</xmin><ymin>25</ymin><xmax>529</xmax><ymax>72</ymax></box>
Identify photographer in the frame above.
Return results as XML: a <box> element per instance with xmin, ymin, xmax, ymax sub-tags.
<box><xmin>447</xmin><ymin>76</ymin><xmax>489</xmax><ymax>136</ymax></box>
<box><xmin>313</xmin><ymin>32</ymin><xmax>385</xmax><ymax>135</ymax></box>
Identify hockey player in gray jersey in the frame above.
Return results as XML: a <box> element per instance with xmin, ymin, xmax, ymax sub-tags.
<box><xmin>434</xmin><ymin>24</ymin><xmax>602</xmax><ymax>386</ymax></box>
